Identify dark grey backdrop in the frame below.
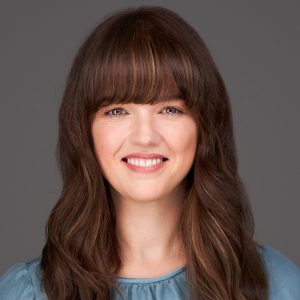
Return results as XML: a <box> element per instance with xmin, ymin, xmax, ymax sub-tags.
<box><xmin>1</xmin><ymin>1</ymin><xmax>299</xmax><ymax>275</ymax></box>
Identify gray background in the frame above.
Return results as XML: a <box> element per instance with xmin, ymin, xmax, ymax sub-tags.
<box><xmin>0</xmin><ymin>1</ymin><xmax>299</xmax><ymax>275</ymax></box>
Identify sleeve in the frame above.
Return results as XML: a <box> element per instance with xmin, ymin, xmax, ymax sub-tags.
<box><xmin>262</xmin><ymin>245</ymin><xmax>300</xmax><ymax>300</ymax></box>
<box><xmin>0</xmin><ymin>262</ymin><xmax>35</xmax><ymax>300</ymax></box>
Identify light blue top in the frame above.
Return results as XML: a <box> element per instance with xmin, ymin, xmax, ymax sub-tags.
<box><xmin>0</xmin><ymin>244</ymin><xmax>300</xmax><ymax>299</ymax></box>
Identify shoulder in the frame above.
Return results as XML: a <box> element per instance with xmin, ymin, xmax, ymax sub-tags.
<box><xmin>0</xmin><ymin>257</ymin><xmax>46</xmax><ymax>300</ymax></box>
<box><xmin>257</xmin><ymin>244</ymin><xmax>300</xmax><ymax>299</ymax></box>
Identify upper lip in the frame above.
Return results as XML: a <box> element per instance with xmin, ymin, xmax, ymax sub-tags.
<box><xmin>122</xmin><ymin>153</ymin><xmax>168</xmax><ymax>160</ymax></box>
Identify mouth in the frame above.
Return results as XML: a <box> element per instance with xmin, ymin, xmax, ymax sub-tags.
<box><xmin>121</xmin><ymin>157</ymin><xmax>169</xmax><ymax>173</ymax></box>
<box><xmin>121</xmin><ymin>157</ymin><xmax>169</xmax><ymax>162</ymax></box>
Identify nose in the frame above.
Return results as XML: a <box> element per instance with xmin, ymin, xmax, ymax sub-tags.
<box><xmin>129</xmin><ymin>113</ymin><xmax>161</xmax><ymax>146</ymax></box>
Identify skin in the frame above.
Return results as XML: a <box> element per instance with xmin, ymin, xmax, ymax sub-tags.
<box><xmin>91</xmin><ymin>98</ymin><xmax>197</xmax><ymax>277</ymax></box>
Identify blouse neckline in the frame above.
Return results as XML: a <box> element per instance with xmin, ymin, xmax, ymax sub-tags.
<box><xmin>115</xmin><ymin>265</ymin><xmax>187</xmax><ymax>284</ymax></box>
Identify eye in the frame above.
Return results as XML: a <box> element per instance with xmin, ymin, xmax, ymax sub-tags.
<box><xmin>161</xmin><ymin>106</ymin><xmax>183</xmax><ymax>117</ymax></box>
<box><xmin>104</xmin><ymin>107</ymin><xmax>127</xmax><ymax>118</ymax></box>
<box><xmin>103</xmin><ymin>106</ymin><xmax>183</xmax><ymax>118</ymax></box>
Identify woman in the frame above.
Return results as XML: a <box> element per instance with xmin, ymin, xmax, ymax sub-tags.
<box><xmin>1</xmin><ymin>5</ymin><xmax>300</xmax><ymax>300</ymax></box>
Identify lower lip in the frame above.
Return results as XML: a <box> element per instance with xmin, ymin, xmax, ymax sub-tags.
<box><xmin>121</xmin><ymin>159</ymin><xmax>168</xmax><ymax>173</ymax></box>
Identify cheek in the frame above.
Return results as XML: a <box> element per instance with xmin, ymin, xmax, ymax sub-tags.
<box><xmin>91</xmin><ymin>122</ymin><xmax>120</xmax><ymax>162</ymax></box>
<box><xmin>165</xmin><ymin>120</ymin><xmax>197</xmax><ymax>157</ymax></box>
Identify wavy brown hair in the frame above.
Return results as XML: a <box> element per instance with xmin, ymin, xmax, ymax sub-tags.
<box><xmin>40</xmin><ymin>5</ymin><xmax>269</xmax><ymax>300</ymax></box>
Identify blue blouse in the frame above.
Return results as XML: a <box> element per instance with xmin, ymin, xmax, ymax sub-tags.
<box><xmin>1</xmin><ymin>244</ymin><xmax>300</xmax><ymax>299</ymax></box>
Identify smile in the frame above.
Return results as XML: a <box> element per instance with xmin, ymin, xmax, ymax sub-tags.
<box><xmin>121</xmin><ymin>157</ymin><xmax>168</xmax><ymax>173</ymax></box>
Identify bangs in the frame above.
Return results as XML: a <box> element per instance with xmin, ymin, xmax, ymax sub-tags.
<box><xmin>89</xmin><ymin>14</ymin><xmax>196</xmax><ymax>113</ymax></box>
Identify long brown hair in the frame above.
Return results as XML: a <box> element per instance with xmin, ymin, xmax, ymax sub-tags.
<box><xmin>41</xmin><ymin>6</ymin><xmax>269</xmax><ymax>300</ymax></box>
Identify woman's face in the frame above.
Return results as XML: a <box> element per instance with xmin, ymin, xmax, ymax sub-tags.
<box><xmin>91</xmin><ymin>98</ymin><xmax>197</xmax><ymax>203</ymax></box>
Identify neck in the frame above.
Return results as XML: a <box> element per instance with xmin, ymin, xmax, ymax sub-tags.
<box><xmin>112</xmin><ymin>184</ymin><xmax>187</xmax><ymax>267</ymax></box>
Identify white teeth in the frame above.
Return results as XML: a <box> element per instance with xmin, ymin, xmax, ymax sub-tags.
<box><xmin>127</xmin><ymin>158</ymin><xmax>163</xmax><ymax>167</ymax></box>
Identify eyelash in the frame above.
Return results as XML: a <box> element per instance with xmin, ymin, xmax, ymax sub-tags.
<box><xmin>104</xmin><ymin>106</ymin><xmax>183</xmax><ymax>118</ymax></box>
